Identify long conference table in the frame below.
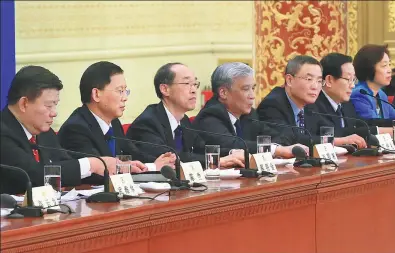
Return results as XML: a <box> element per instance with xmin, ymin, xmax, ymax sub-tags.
<box><xmin>1</xmin><ymin>155</ymin><xmax>395</xmax><ymax>253</ymax></box>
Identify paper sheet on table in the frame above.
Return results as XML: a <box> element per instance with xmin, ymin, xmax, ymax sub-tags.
<box><xmin>272</xmin><ymin>158</ymin><xmax>296</xmax><ymax>165</ymax></box>
<box><xmin>61</xmin><ymin>188</ymin><xmax>80</xmax><ymax>202</ymax></box>
<box><xmin>10</xmin><ymin>195</ymin><xmax>24</xmax><ymax>202</ymax></box>
<box><xmin>76</xmin><ymin>188</ymin><xmax>104</xmax><ymax>197</ymax></box>
<box><xmin>1</xmin><ymin>208</ymin><xmax>13</xmax><ymax>217</ymax></box>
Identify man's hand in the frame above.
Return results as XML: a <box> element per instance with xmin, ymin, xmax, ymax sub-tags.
<box><xmin>154</xmin><ymin>152</ymin><xmax>176</xmax><ymax>170</ymax></box>
<box><xmin>127</xmin><ymin>160</ymin><xmax>148</xmax><ymax>173</ymax></box>
<box><xmin>89</xmin><ymin>156</ymin><xmax>117</xmax><ymax>176</ymax></box>
<box><xmin>275</xmin><ymin>144</ymin><xmax>309</xmax><ymax>158</ymax></box>
<box><xmin>219</xmin><ymin>155</ymin><xmax>245</xmax><ymax>168</ymax></box>
<box><xmin>334</xmin><ymin>134</ymin><xmax>367</xmax><ymax>149</ymax></box>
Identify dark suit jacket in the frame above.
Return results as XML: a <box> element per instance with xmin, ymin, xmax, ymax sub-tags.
<box><xmin>193</xmin><ymin>97</ymin><xmax>281</xmax><ymax>154</ymax></box>
<box><xmin>314</xmin><ymin>91</ymin><xmax>378</xmax><ymax>138</ymax></box>
<box><xmin>126</xmin><ymin>102</ymin><xmax>206</xmax><ymax>165</ymax></box>
<box><xmin>58</xmin><ymin>105</ymin><xmax>156</xmax><ymax>184</ymax></box>
<box><xmin>256</xmin><ymin>87</ymin><xmax>322</xmax><ymax>146</ymax></box>
<box><xmin>0</xmin><ymin>107</ymin><xmax>81</xmax><ymax>194</ymax></box>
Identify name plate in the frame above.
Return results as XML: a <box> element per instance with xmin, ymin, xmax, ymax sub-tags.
<box><xmin>251</xmin><ymin>152</ymin><xmax>277</xmax><ymax>174</ymax></box>
<box><xmin>314</xmin><ymin>143</ymin><xmax>338</xmax><ymax>162</ymax></box>
<box><xmin>110</xmin><ymin>174</ymin><xmax>143</xmax><ymax>196</ymax></box>
<box><xmin>181</xmin><ymin>161</ymin><xmax>206</xmax><ymax>183</ymax></box>
<box><xmin>376</xmin><ymin>133</ymin><xmax>395</xmax><ymax>150</ymax></box>
<box><xmin>23</xmin><ymin>185</ymin><xmax>59</xmax><ymax>208</ymax></box>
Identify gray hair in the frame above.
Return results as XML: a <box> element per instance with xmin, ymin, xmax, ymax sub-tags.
<box><xmin>211</xmin><ymin>62</ymin><xmax>254</xmax><ymax>95</ymax></box>
<box><xmin>285</xmin><ymin>55</ymin><xmax>321</xmax><ymax>76</ymax></box>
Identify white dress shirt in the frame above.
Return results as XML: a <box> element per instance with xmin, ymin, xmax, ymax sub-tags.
<box><xmin>20</xmin><ymin>123</ymin><xmax>92</xmax><ymax>179</ymax></box>
<box><xmin>227</xmin><ymin>112</ymin><xmax>277</xmax><ymax>156</ymax></box>
<box><xmin>90</xmin><ymin>111</ymin><xmax>157</xmax><ymax>171</ymax></box>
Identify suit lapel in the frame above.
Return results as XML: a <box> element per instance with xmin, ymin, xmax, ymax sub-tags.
<box><xmin>156</xmin><ymin>102</ymin><xmax>176</xmax><ymax>149</ymax></box>
<box><xmin>78</xmin><ymin>105</ymin><xmax>113</xmax><ymax>156</ymax></box>
<box><xmin>279</xmin><ymin>88</ymin><xmax>298</xmax><ymax>125</ymax></box>
<box><xmin>319</xmin><ymin>92</ymin><xmax>338</xmax><ymax>126</ymax></box>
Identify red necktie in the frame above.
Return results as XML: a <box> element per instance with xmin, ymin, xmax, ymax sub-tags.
<box><xmin>29</xmin><ymin>136</ymin><xmax>40</xmax><ymax>162</ymax></box>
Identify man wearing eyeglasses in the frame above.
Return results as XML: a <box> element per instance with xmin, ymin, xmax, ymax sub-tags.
<box><xmin>58</xmin><ymin>61</ymin><xmax>176</xmax><ymax>184</ymax></box>
<box><xmin>126</xmin><ymin>62</ymin><xmax>245</xmax><ymax>168</ymax></box>
<box><xmin>317</xmin><ymin>53</ymin><xmax>393</xmax><ymax>139</ymax></box>
<box><xmin>257</xmin><ymin>55</ymin><xmax>367</xmax><ymax>148</ymax></box>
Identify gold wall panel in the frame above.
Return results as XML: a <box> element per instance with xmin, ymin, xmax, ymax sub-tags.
<box><xmin>254</xmin><ymin>1</ymin><xmax>347</xmax><ymax>103</ymax></box>
<box><xmin>347</xmin><ymin>1</ymin><xmax>358</xmax><ymax>57</ymax></box>
<box><xmin>389</xmin><ymin>1</ymin><xmax>395</xmax><ymax>32</ymax></box>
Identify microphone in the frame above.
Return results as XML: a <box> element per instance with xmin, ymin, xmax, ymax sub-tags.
<box><xmin>0</xmin><ymin>164</ymin><xmax>43</xmax><ymax>217</ymax></box>
<box><xmin>291</xmin><ymin>145</ymin><xmax>338</xmax><ymax>168</ymax></box>
<box><xmin>359</xmin><ymin>89</ymin><xmax>395</xmax><ymax>109</ymax></box>
<box><xmin>180</xmin><ymin>125</ymin><xmax>250</xmax><ymax>170</ymax></box>
<box><xmin>160</xmin><ymin>165</ymin><xmax>206</xmax><ymax>189</ymax></box>
<box><xmin>305</xmin><ymin>109</ymin><xmax>381</xmax><ymax>156</ymax></box>
<box><xmin>32</xmin><ymin>144</ymin><xmax>119</xmax><ymax>203</ymax></box>
<box><xmin>110</xmin><ymin>136</ymin><xmax>181</xmax><ymax>180</ymax></box>
<box><xmin>248</xmin><ymin>118</ymin><xmax>314</xmax><ymax>157</ymax></box>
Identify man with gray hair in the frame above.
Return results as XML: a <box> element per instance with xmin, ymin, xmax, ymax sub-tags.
<box><xmin>193</xmin><ymin>62</ymin><xmax>308</xmax><ymax>158</ymax></box>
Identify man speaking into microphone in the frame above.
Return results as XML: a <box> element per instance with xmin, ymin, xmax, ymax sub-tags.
<box><xmin>192</xmin><ymin>62</ymin><xmax>307</xmax><ymax>158</ymax></box>
<box><xmin>58</xmin><ymin>61</ymin><xmax>176</xmax><ymax>183</ymax></box>
<box><xmin>0</xmin><ymin>66</ymin><xmax>118</xmax><ymax>194</ymax></box>
<box><xmin>126</xmin><ymin>62</ymin><xmax>244</xmax><ymax>168</ymax></box>
<box><xmin>317</xmin><ymin>53</ymin><xmax>393</xmax><ymax>139</ymax></box>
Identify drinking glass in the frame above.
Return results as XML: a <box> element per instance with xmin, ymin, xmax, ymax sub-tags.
<box><xmin>320</xmin><ymin>126</ymin><xmax>334</xmax><ymax>145</ymax></box>
<box><xmin>205</xmin><ymin>145</ymin><xmax>220</xmax><ymax>181</ymax></box>
<box><xmin>116</xmin><ymin>155</ymin><xmax>132</xmax><ymax>174</ymax></box>
<box><xmin>257</xmin><ymin>135</ymin><xmax>271</xmax><ymax>153</ymax></box>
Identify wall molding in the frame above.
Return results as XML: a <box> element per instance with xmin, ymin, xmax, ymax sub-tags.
<box><xmin>16</xmin><ymin>43</ymin><xmax>252</xmax><ymax>64</ymax></box>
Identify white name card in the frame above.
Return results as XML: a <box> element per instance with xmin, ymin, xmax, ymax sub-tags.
<box><xmin>314</xmin><ymin>143</ymin><xmax>338</xmax><ymax>162</ymax></box>
<box><xmin>251</xmin><ymin>152</ymin><xmax>277</xmax><ymax>174</ymax></box>
<box><xmin>110</xmin><ymin>174</ymin><xmax>143</xmax><ymax>196</ymax></box>
<box><xmin>376</xmin><ymin>133</ymin><xmax>395</xmax><ymax>151</ymax></box>
<box><xmin>23</xmin><ymin>185</ymin><xmax>59</xmax><ymax>208</ymax></box>
<box><xmin>181</xmin><ymin>161</ymin><xmax>206</xmax><ymax>183</ymax></box>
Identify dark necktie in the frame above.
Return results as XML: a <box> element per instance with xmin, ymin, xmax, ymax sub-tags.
<box><xmin>336</xmin><ymin>105</ymin><xmax>345</xmax><ymax>128</ymax></box>
<box><xmin>174</xmin><ymin>126</ymin><xmax>183</xmax><ymax>152</ymax></box>
<box><xmin>29</xmin><ymin>136</ymin><xmax>40</xmax><ymax>162</ymax></box>
<box><xmin>105</xmin><ymin>127</ymin><xmax>116</xmax><ymax>157</ymax></box>
<box><xmin>234</xmin><ymin>119</ymin><xmax>243</xmax><ymax>138</ymax></box>
<box><xmin>297</xmin><ymin>110</ymin><xmax>305</xmax><ymax>133</ymax></box>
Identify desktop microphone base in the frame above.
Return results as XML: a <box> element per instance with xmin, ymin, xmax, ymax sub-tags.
<box><xmin>86</xmin><ymin>192</ymin><xmax>120</xmax><ymax>203</ymax></box>
<box><xmin>8</xmin><ymin>206</ymin><xmax>43</xmax><ymax>218</ymax></box>
<box><xmin>352</xmin><ymin>148</ymin><xmax>381</xmax><ymax>157</ymax></box>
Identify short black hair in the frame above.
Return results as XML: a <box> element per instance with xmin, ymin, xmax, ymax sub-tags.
<box><xmin>353</xmin><ymin>44</ymin><xmax>390</xmax><ymax>82</ymax></box>
<box><xmin>285</xmin><ymin>55</ymin><xmax>322</xmax><ymax>76</ymax></box>
<box><xmin>7</xmin><ymin>65</ymin><xmax>63</xmax><ymax>105</ymax></box>
<box><xmin>320</xmin><ymin>53</ymin><xmax>353</xmax><ymax>79</ymax></box>
<box><xmin>80</xmin><ymin>61</ymin><xmax>123</xmax><ymax>104</ymax></box>
<box><xmin>153</xmin><ymin>62</ymin><xmax>183</xmax><ymax>99</ymax></box>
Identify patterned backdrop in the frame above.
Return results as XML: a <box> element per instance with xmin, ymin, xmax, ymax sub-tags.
<box><xmin>254</xmin><ymin>1</ymin><xmax>350</xmax><ymax>104</ymax></box>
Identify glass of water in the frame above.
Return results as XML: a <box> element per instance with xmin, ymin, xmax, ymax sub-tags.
<box><xmin>257</xmin><ymin>135</ymin><xmax>271</xmax><ymax>153</ymax></box>
<box><xmin>44</xmin><ymin>165</ymin><xmax>61</xmax><ymax>200</ymax></box>
<box><xmin>320</xmin><ymin>126</ymin><xmax>334</xmax><ymax>145</ymax></box>
<box><xmin>116</xmin><ymin>155</ymin><xmax>132</xmax><ymax>174</ymax></box>
<box><xmin>392</xmin><ymin>120</ymin><xmax>395</xmax><ymax>143</ymax></box>
<box><xmin>205</xmin><ymin>145</ymin><xmax>220</xmax><ymax>181</ymax></box>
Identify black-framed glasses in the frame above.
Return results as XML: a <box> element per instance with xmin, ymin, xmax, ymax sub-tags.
<box><xmin>339</xmin><ymin>77</ymin><xmax>357</xmax><ymax>84</ymax></box>
<box><xmin>292</xmin><ymin>75</ymin><xmax>324</xmax><ymax>86</ymax></box>
<box><xmin>171</xmin><ymin>81</ymin><xmax>200</xmax><ymax>89</ymax></box>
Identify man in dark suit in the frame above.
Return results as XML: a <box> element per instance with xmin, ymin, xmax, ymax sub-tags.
<box><xmin>0</xmin><ymin>66</ymin><xmax>117</xmax><ymax>194</ymax></box>
<box><xmin>317</xmin><ymin>53</ymin><xmax>393</xmax><ymax>139</ymax></box>
<box><xmin>257</xmin><ymin>55</ymin><xmax>367</xmax><ymax>148</ymax></box>
<box><xmin>193</xmin><ymin>62</ymin><xmax>308</xmax><ymax>157</ymax></box>
<box><xmin>126</xmin><ymin>62</ymin><xmax>244</xmax><ymax>167</ymax></box>
<box><xmin>58</xmin><ymin>61</ymin><xmax>175</xmax><ymax>182</ymax></box>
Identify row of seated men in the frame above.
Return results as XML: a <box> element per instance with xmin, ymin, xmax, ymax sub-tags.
<box><xmin>1</xmin><ymin>44</ymin><xmax>395</xmax><ymax>195</ymax></box>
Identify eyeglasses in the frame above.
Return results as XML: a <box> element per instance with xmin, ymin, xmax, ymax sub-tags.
<box><xmin>171</xmin><ymin>81</ymin><xmax>201</xmax><ymax>89</ymax></box>
<box><xmin>105</xmin><ymin>89</ymin><xmax>131</xmax><ymax>97</ymax></box>
<box><xmin>293</xmin><ymin>75</ymin><xmax>324</xmax><ymax>86</ymax></box>
<box><xmin>339</xmin><ymin>77</ymin><xmax>357</xmax><ymax>85</ymax></box>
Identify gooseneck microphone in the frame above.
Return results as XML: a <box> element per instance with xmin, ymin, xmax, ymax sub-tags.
<box><xmin>248</xmin><ymin>118</ymin><xmax>314</xmax><ymax>157</ymax></box>
<box><xmin>160</xmin><ymin>165</ymin><xmax>207</xmax><ymax>191</ymax></box>
<box><xmin>180</xmin><ymin>125</ymin><xmax>250</xmax><ymax>170</ymax></box>
<box><xmin>32</xmin><ymin>144</ymin><xmax>119</xmax><ymax>203</ymax></box>
<box><xmin>0</xmin><ymin>164</ymin><xmax>43</xmax><ymax>217</ymax></box>
<box><xmin>110</xmin><ymin>136</ymin><xmax>181</xmax><ymax>180</ymax></box>
<box><xmin>291</xmin><ymin>146</ymin><xmax>338</xmax><ymax>168</ymax></box>
<box><xmin>359</xmin><ymin>89</ymin><xmax>395</xmax><ymax>109</ymax></box>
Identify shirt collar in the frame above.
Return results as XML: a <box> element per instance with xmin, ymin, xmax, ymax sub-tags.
<box><xmin>227</xmin><ymin>111</ymin><xmax>238</xmax><ymax>125</ymax></box>
<box><xmin>19</xmin><ymin>122</ymin><xmax>32</xmax><ymax>140</ymax></box>
<box><xmin>163</xmin><ymin>104</ymin><xmax>180</xmax><ymax>133</ymax></box>
<box><xmin>285</xmin><ymin>90</ymin><xmax>302</xmax><ymax>117</ymax></box>
<box><xmin>90</xmin><ymin>110</ymin><xmax>112</xmax><ymax>135</ymax></box>
<box><xmin>322</xmin><ymin>90</ymin><xmax>341</xmax><ymax>112</ymax></box>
